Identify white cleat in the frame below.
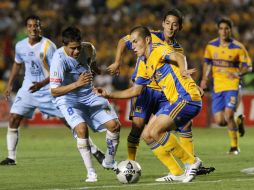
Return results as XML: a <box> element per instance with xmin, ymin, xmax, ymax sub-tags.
<box><xmin>102</xmin><ymin>159</ymin><xmax>117</xmax><ymax>171</ymax></box>
<box><xmin>85</xmin><ymin>171</ymin><xmax>98</xmax><ymax>182</ymax></box>
<box><xmin>185</xmin><ymin>157</ymin><xmax>202</xmax><ymax>177</ymax></box>
<box><xmin>155</xmin><ymin>173</ymin><xmax>194</xmax><ymax>183</ymax></box>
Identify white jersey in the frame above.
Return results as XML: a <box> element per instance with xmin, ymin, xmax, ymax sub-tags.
<box><xmin>15</xmin><ymin>37</ymin><xmax>56</xmax><ymax>91</ymax></box>
<box><xmin>50</xmin><ymin>46</ymin><xmax>94</xmax><ymax>106</ymax></box>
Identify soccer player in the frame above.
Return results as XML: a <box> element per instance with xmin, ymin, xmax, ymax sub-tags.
<box><xmin>49</xmin><ymin>26</ymin><xmax>121</xmax><ymax>182</ymax></box>
<box><xmin>107</xmin><ymin>9</ymin><xmax>214</xmax><ymax>175</ymax></box>
<box><xmin>0</xmin><ymin>15</ymin><xmax>104</xmax><ymax>167</ymax></box>
<box><xmin>97</xmin><ymin>26</ymin><xmax>202</xmax><ymax>182</ymax></box>
<box><xmin>200</xmin><ymin>17</ymin><xmax>252</xmax><ymax>154</ymax></box>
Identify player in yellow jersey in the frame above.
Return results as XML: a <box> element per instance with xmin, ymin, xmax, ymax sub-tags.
<box><xmin>107</xmin><ymin>9</ymin><xmax>214</xmax><ymax>175</ymax></box>
<box><xmin>200</xmin><ymin>17</ymin><xmax>252</xmax><ymax>155</ymax></box>
<box><xmin>96</xmin><ymin>26</ymin><xmax>203</xmax><ymax>182</ymax></box>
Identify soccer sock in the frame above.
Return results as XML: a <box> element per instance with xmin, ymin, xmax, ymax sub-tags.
<box><xmin>127</xmin><ymin>133</ymin><xmax>140</xmax><ymax>160</ymax></box>
<box><xmin>228</xmin><ymin>129</ymin><xmax>238</xmax><ymax>148</ymax></box>
<box><xmin>105</xmin><ymin>130</ymin><xmax>120</xmax><ymax>164</ymax></box>
<box><xmin>88</xmin><ymin>137</ymin><xmax>98</xmax><ymax>154</ymax></box>
<box><xmin>77</xmin><ymin>138</ymin><xmax>94</xmax><ymax>173</ymax></box>
<box><xmin>7</xmin><ymin>127</ymin><xmax>19</xmax><ymax>160</ymax></box>
<box><xmin>149</xmin><ymin>141</ymin><xmax>184</xmax><ymax>176</ymax></box>
<box><xmin>179</xmin><ymin>129</ymin><xmax>194</xmax><ymax>156</ymax></box>
<box><xmin>158</xmin><ymin>132</ymin><xmax>195</xmax><ymax>165</ymax></box>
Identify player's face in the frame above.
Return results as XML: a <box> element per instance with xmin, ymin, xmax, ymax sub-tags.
<box><xmin>162</xmin><ymin>15</ymin><xmax>180</xmax><ymax>38</ymax></box>
<box><xmin>65</xmin><ymin>41</ymin><xmax>81</xmax><ymax>59</ymax></box>
<box><xmin>130</xmin><ymin>32</ymin><xmax>148</xmax><ymax>57</ymax></box>
<box><xmin>26</xmin><ymin>19</ymin><xmax>41</xmax><ymax>40</ymax></box>
<box><xmin>218</xmin><ymin>23</ymin><xmax>232</xmax><ymax>41</ymax></box>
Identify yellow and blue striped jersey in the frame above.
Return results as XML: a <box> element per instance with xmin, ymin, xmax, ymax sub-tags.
<box><xmin>204</xmin><ymin>38</ymin><xmax>252</xmax><ymax>93</ymax></box>
<box><xmin>135</xmin><ymin>44</ymin><xmax>201</xmax><ymax>105</ymax></box>
<box><xmin>123</xmin><ymin>30</ymin><xmax>183</xmax><ymax>90</ymax></box>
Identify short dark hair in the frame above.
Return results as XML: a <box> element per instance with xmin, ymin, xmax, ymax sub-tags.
<box><xmin>62</xmin><ymin>26</ymin><xmax>82</xmax><ymax>45</ymax></box>
<box><xmin>163</xmin><ymin>8</ymin><xmax>184</xmax><ymax>29</ymax></box>
<box><xmin>130</xmin><ymin>26</ymin><xmax>151</xmax><ymax>39</ymax></box>
<box><xmin>217</xmin><ymin>17</ymin><xmax>233</xmax><ymax>29</ymax></box>
<box><xmin>25</xmin><ymin>15</ymin><xmax>41</xmax><ymax>26</ymax></box>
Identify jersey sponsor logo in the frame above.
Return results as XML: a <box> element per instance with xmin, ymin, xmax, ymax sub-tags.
<box><xmin>30</xmin><ymin>61</ymin><xmax>42</xmax><ymax>76</ymax></box>
<box><xmin>213</xmin><ymin>52</ymin><xmax>219</xmax><ymax>59</ymax></box>
<box><xmin>28</xmin><ymin>52</ymin><xmax>35</xmax><ymax>56</ymax></box>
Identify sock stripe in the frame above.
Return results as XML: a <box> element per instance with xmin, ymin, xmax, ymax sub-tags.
<box><xmin>158</xmin><ymin>132</ymin><xmax>170</xmax><ymax>145</ymax></box>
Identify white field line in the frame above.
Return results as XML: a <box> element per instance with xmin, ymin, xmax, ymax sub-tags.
<box><xmin>49</xmin><ymin>177</ymin><xmax>254</xmax><ymax>190</ymax></box>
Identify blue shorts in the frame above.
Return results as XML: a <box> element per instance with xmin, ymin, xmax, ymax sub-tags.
<box><xmin>156</xmin><ymin>98</ymin><xmax>202</xmax><ymax>129</ymax></box>
<box><xmin>212</xmin><ymin>90</ymin><xmax>239</xmax><ymax>113</ymax></box>
<box><xmin>129</xmin><ymin>87</ymin><xmax>168</xmax><ymax>124</ymax></box>
<box><xmin>58</xmin><ymin>95</ymin><xmax>118</xmax><ymax>132</ymax></box>
<box><xmin>10</xmin><ymin>88</ymin><xmax>63</xmax><ymax>118</ymax></box>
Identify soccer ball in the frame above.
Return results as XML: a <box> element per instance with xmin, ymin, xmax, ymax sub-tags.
<box><xmin>116</xmin><ymin>160</ymin><xmax>142</xmax><ymax>184</ymax></box>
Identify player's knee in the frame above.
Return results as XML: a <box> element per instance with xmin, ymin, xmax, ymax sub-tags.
<box><xmin>141</xmin><ymin>130</ymin><xmax>152</xmax><ymax>143</ymax></box>
<box><xmin>215</xmin><ymin>119</ymin><xmax>227</xmax><ymax>126</ymax></box>
<box><xmin>106</xmin><ymin>119</ymin><xmax>121</xmax><ymax>133</ymax></box>
<box><xmin>9</xmin><ymin>114</ymin><xmax>23</xmax><ymax>128</ymax></box>
<box><xmin>132</xmin><ymin>117</ymin><xmax>145</xmax><ymax>130</ymax></box>
<box><xmin>74</xmin><ymin>125</ymin><xmax>87</xmax><ymax>138</ymax></box>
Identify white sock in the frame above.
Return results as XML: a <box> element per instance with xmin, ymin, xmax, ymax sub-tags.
<box><xmin>77</xmin><ymin>138</ymin><xmax>95</xmax><ymax>173</ymax></box>
<box><xmin>89</xmin><ymin>137</ymin><xmax>98</xmax><ymax>154</ymax></box>
<box><xmin>7</xmin><ymin>127</ymin><xmax>19</xmax><ymax>160</ymax></box>
<box><xmin>104</xmin><ymin>130</ymin><xmax>119</xmax><ymax>164</ymax></box>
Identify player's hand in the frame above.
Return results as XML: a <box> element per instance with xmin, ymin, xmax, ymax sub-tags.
<box><xmin>29</xmin><ymin>82</ymin><xmax>44</xmax><ymax>93</ymax></box>
<box><xmin>76</xmin><ymin>72</ymin><xmax>93</xmax><ymax>87</ymax></box>
<box><xmin>200</xmin><ymin>79</ymin><xmax>208</xmax><ymax>90</ymax></box>
<box><xmin>180</xmin><ymin>68</ymin><xmax>196</xmax><ymax>78</ymax></box>
<box><xmin>107</xmin><ymin>62</ymin><xmax>120</xmax><ymax>75</ymax></box>
<box><xmin>227</xmin><ymin>72</ymin><xmax>240</xmax><ymax>79</ymax></box>
<box><xmin>3</xmin><ymin>86</ymin><xmax>12</xmax><ymax>101</ymax></box>
<box><xmin>197</xmin><ymin>85</ymin><xmax>204</xmax><ymax>97</ymax></box>
<box><xmin>94</xmin><ymin>87</ymin><xmax>109</xmax><ymax>98</ymax></box>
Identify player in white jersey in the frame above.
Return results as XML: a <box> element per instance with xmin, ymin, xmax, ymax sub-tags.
<box><xmin>50</xmin><ymin>26</ymin><xmax>121</xmax><ymax>182</ymax></box>
<box><xmin>0</xmin><ymin>15</ymin><xmax>104</xmax><ymax>167</ymax></box>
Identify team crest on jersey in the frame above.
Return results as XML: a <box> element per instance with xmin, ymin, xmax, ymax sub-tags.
<box><xmin>40</xmin><ymin>52</ymin><xmax>44</xmax><ymax>59</ymax></box>
<box><xmin>135</xmin><ymin>106</ymin><xmax>142</xmax><ymax>113</ymax></box>
<box><xmin>213</xmin><ymin>52</ymin><xmax>218</xmax><ymax>59</ymax></box>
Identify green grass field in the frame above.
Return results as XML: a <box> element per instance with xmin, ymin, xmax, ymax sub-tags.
<box><xmin>0</xmin><ymin>126</ymin><xmax>254</xmax><ymax>190</ymax></box>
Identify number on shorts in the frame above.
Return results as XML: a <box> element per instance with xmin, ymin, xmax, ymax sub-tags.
<box><xmin>67</xmin><ymin>107</ymin><xmax>74</xmax><ymax>115</ymax></box>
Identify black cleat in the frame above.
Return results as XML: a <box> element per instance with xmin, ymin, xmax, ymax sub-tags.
<box><xmin>196</xmin><ymin>166</ymin><xmax>215</xmax><ymax>175</ymax></box>
<box><xmin>92</xmin><ymin>150</ymin><xmax>105</xmax><ymax>164</ymax></box>
<box><xmin>237</xmin><ymin>115</ymin><xmax>245</xmax><ymax>137</ymax></box>
<box><xmin>228</xmin><ymin>147</ymin><xmax>240</xmax><ymax>155</ymax></box>
<box><xmin>0</xmin><ymin>158</ymin><xmax>16</xmax><ymax>165</ymax></box>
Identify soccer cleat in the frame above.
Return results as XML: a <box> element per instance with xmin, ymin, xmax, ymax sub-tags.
<box><xmin>92</xmin><ymin>150</ymin><xmax>105</xmax><ymax>165</ymax></box>
<box><xmin>196</xmin><ymin>166</ymin><xmax>215</xmax><ymax>175</ymax></box>
<box><xmin>0</xmin><ymin>158</ymin><xmax>16</xmax><ymax>165</ymax></box>
<box><xmin>102</xmin><ymin>159</ymin><xmax>117</xmax><ymax>171</ymax></box>
<box><xmin>237</xmin><ymin>115</ymin><xmax>245</xmax><ymax>137</ymax></box>
<box><xmin>185</xmin><ymin>157</ymin><xmax>202</xmax><ymax>177</ymax></box>
<box><xmin>155</xmin><ymin>173</ymin><xmax>194</xmax><ymax>183</ymax></box>
<box><xmin>85</xmin><ymin>171</ymin><xmax>98</xmax><ymax>182</ymax></box>
<box><xmin>227</xmin><ymin>147</ymin><xmax>240</xmax><ymax>155</ymax></box>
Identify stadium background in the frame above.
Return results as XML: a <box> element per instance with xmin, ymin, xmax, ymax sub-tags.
<box><xmin>0</xmin><ymin>0</ymin><xmax>254</xmax><ymax>127</ymax></box>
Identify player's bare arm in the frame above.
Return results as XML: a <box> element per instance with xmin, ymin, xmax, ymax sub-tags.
<box><xmin>107</xmin><ymin>38</ymin><xmax>126</xmax><ymax>75</ymax></box>
<box><xmin>51</xmin><ymin>72</ymin><xmax>93</xmax><ymax>97</ymax></box>
<box><xmin>96</xmin><ymin>84</ymin><xmax>144</xmax><ymax>99</ymax></box>
<box><xmin>4</xmin><ymin>62</ymin><xmax>22</xmax><ymax>100</ymax></box>
<box><xmin>29</xmin><ymin>78</ymin><xmax>50</xmax><ymax>93</ymax></box>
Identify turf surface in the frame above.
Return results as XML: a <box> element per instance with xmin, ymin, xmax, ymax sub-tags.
<box><xmin>0</xmin><ymin>126</ymin><xmax>254</xmax><ymax>190</ymax></box>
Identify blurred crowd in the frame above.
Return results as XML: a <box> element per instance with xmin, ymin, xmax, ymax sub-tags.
<box><xmin>0</xmin><ymin>0</ymin><xmax>254</xmax><ymax>93</ymax></box>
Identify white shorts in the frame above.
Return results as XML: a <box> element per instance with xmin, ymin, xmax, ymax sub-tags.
<box><xmin>10</xmin><ymin>88</ymin><xmax>63</xmax><ymax>118</ymax></box>
<box><xmin>58</xmin><ymin>95</ymin><xmax>118</xmax><ymax>132</ymax></box>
